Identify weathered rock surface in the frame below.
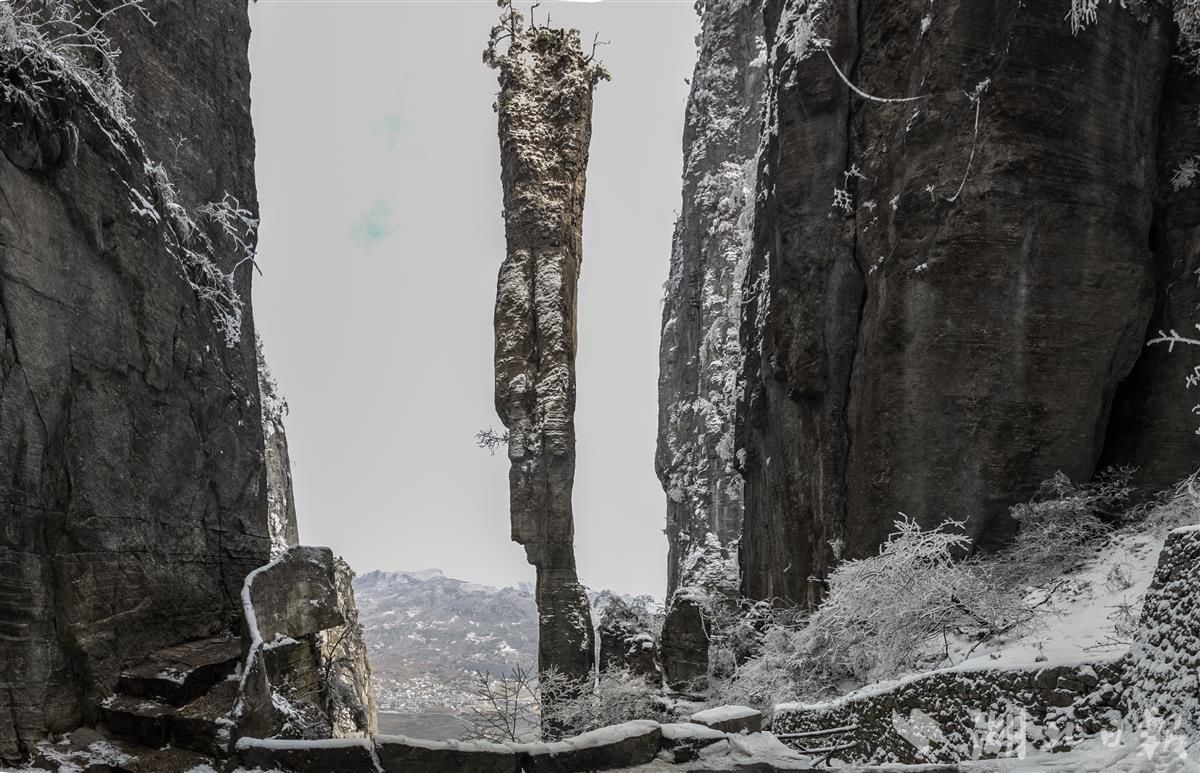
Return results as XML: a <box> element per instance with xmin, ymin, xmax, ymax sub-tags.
<box><xmin>320</xmin><ymin>555</ymin><xmax>379</xmax><ymax>737</ymax></box>
<box><xmin>259</xmin><ymin>340</ymin><xmax>300</xmax><ymax>557</ymax></box>
<box><xmin>236</xmin><ymin>736</ymin><xmax>379</xmax><ymax>773</ymax></box>
<box><xmin>32</xmin><ymin>727</ymin><xmax>217</xmax><ymax>773</ymax></box>
<box><xmin>772</xmin><ymin>661</ymin><xmax>1125</xmax><ymax>764</ymax></box>
<box><xmin>659</xmin><ymin>722</ymin><xmax>728</xmax><ymax>763</ymax></box>
<box><xmin>241</xmin><ymin>546</ymin><xmax>377</xmax><ymax>740</ymax></box>
<box><xmin>659</xmin><ymin>595</ymin><xmax>710</xmax><ymax>692</ymax></box>
<box><xmin>657</xmin><ymin>0</ymin><xmax>765</xmax><ymax>598</ymax></box>
<box><xmin>248</xmin><ymin>546</ymin><xmax>346</xmax><ymax>643</ymax></box>
<box><xmin>690</xmin><ymin>705</ymin><xmax>761</xmax><ymax>735</ymax></box>
<box><xmin>0</xmin><ymin>1</ymin><xmax>264</xmax><ymax>763</ymax></box>
<box><xmin>685</xmin><ymin>0</ymin><xmax>1200</xmax><ymax>606</ymax></box>
<box><xmin>657</xmin><ymin>0</ymin><xmax>766</xmax><ymax>685</ymax></box>
<box><xmin>596</xmin><ymin>597</ymin><xmax>659</xmax><ymax>679</ymax></box>
<box><xmin>489</xmin><ymin>17</ymin><xmax>606</xmax><ymax>680</ymax></box>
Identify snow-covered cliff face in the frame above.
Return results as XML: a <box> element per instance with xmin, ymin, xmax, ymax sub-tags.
<box><xmin>0</xmin><ymin>2</ymin><xmax>264</xmax><ymax>762</ymax></box>
<box><xmin>657</xmin><ymin>0</ymin><xmax>765</xmax><ymax>602</ymax></box>
<box><xmin>664</xmin><ymin>0</ymin><xmax>1200</xmax><ymax>614</ymax></box>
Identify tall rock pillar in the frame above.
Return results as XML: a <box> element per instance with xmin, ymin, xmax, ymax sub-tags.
<box><xmin>487</xmin><ymin>10</ymin><xmax>607</xmax><ymax>682</ymax></box>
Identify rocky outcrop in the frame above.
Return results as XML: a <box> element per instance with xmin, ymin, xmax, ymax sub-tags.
<box><xmin>321</xmin><ymin>556</ymin><xmax>379</xmax><ymax>737</ymax></box>
<box><xmin>239</xmin><ymin>547</ymin><xmax>377</xmax><ymax>741</ymax></box>
<box><xmin>656</xmin><ymin>0</ymin><xmax>766</xmax><ymax>689</ymax></box>
<box><xmin>657</xmin><ymin>0</ymin><xmax>765</xmax><ymax>599</ymax></box>
<box><xmin>259</xmin><ymin>340</ymin><xmax>300</xmax><ymax>557</ymax></box>
<box><xmin>488</xmin><ymin>12</ymin><xmax>607</xmax><ymax>681</ymax></box>
<box><xmin>596</xmin><ymin>598</ymin><xmax>658</xmax><ymax>679</ymax></box>
<box><xmin>0</xmin><ymin>1</ymin><xmax>264</xmax><ymax>763</ymax></box>
<box><xmin>664</xmin><ymin>0</ymin><xmax>1200</xmax><ymax>606</ymax></box>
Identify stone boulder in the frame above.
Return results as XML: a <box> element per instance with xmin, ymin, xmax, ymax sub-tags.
<box><xmin>659</xmin><ymin>722</ymin><xmax>728</xmax><ymax>763</ymax></box>
<box><xmin>659</xmin><ymin>594</ymin><xmax>710</xmax><ymax>693</ymax></box>
<box><xmin>246</xmin><ymin>546</ymin><xmax>345</xmax><ymax>643</ymax></box>
<box><xmin>690</xmin><ymin>706</ymin><xmax>762</xmax><ymax>735</ymax></box>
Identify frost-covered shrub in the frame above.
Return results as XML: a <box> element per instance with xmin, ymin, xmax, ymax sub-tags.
<box><xmin>1</xmin><ymin>0</ymin><xmax>150</xmax><ymax>127</ymax></box>
<box><xmin>995</xmin><ymin>468</ymin><xmax>1133</xmax><ymax>588</ymax></box>
<box><xmin>708</xmin><ymin>518</ymin><xmax>1034</xmax><ymax>711</ymax></box>
<box><xmin>460</xmin><ymin>664</ymin><xmax>541</xmax><ymax>743</ymax></box>
<box><xmin>461</xmin><ymin>663</ymin><xmax>672</xmax><ymax>741</ymax></box>
<box><xmin>539</xmin><ymin>666</ymin><xmax>673</xmax><ymax>737</ymax></box>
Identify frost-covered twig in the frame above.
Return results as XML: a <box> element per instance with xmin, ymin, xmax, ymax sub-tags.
<box><xmin>1148</xmin><ymin>326</ymin><xmax>1200</xmax><ymax>353</ymax></box>
<box><xmin>942</xmin><ymin>79</ymin><xmax>989</xmax><ymax>203</ymax></box>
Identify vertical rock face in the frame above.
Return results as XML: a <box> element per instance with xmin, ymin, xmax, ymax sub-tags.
<box><xmin>259</xmin><ymin>342</ymin><xmax>300</xmax><ymax>557</ymax></box>
<box><xmin>731</xmin><ymin>0</ymin><xmax>1196</xmax><ymax>605</ymax></box>
<box><xmin>656</xmin><ymin>0</ymin><xmax>765</xmax><ymax>691</ymax></box>
<box><xmin>0</xmin><ymin>2</ymin><xmax>263</xmax><ymax>763</ymax></box>
<box><xmin>657</xmin><ymin>0</ymin><xmax>765</xmax><ymax>596</ymax></box>
<box><xmin>489</xmin><ymin>17</ymin><xmax>607</xmax><ymax>680</ymax></box>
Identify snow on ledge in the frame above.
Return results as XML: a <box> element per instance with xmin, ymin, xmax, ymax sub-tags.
<box><xmin>774</xmin><ymin>657</ymin><xmax>1120</xmax><ymax>714</ymax></box>
<box><xmin>661</xmin><ymin>722</ymin><xmax>728</xmax><ymax>741</ymax></box>
<box><xmin>690</xmin><ymin>705</ymin><xmax>759</xmax><ymax>723</ymax></box>
<box><xmin>374</xmin><ymin>734</ymin><xmax>513</xmax><ymax>754</ymax></box>
<box><xmin>236</xmin><ymin>736</ymin><xmax>375</xmax><ymax>751</ymax></box>
<box><xmin>508</xmin><ymin>720</ymin><xmax>661</xmax><ymax>754</ymax></box>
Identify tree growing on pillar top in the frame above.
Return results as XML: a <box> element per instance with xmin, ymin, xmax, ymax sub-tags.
<box><xmin>485</xmin><ymin>0</ymin><xmax>608</xmax><ymax>691</ymax></box>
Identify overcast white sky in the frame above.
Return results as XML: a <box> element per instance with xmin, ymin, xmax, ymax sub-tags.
<box><xmin>247</xmin><ymin>0</ymin><xmax>698</xmax><ymax>597</ymax></box>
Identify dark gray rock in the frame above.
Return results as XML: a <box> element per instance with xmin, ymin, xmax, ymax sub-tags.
<box><xmin>732</xmin><ymin>0</ymin><xmax>1195</xmax><ymax>606</ymax></box>
<box><xmin>772</xmin><ymin>661</ymin><xmax>1124</xmax><ymax>764</ymax></box>
<box><xmin>116</xmin><ymin>635</ymin><xmax>241</xmax><ymax>707</ymax></box>
<box><xmin>235</xmin><ymin>737</ymin><xmax>379</xmax><ymax>773</ymax></box>
<box><xmin>171</xmin><ymin>678</ymin><xmax>238</xmax><ymax>758</ymax></box>
<box><xmin>659</xmin><ymin>722</ymin><xmax>728</xmax><ymax>763</ymax></box>
<box><xmin>659</xmin><ymin>594</ymin><xmax>710</xmax><ymax>692</ymax></box>
<box><xmin>259</xmin><ymin>339</ymin><xmax>300</xmax><ymax>557</ymax></box>
<box><xmin>655</xmin><ymin>0</ymin><xmax>765</xmax><ymax>598</ymax></box>
<box><xmin>596</xmin><ymin>597</ymin><xmax>658</xmax><ymax>679</ymax></box>
<box><xmin>242</xmin><ymin>546</ymin><xmax>377</xmax><ymax>739</ymax></box>
<box><xmin>248</xmin><ymin>546</ymin><xmax>345</xmax><ymax>642</ymax></box>
<box><xmin>488</xmin><ymin>18</ymin><xmax>606</xmax><ymax>681</ymax></box>
<box><xmin>375</xmin><ymin>735</ymin><xmax>518</xmax><ymax>773</ymax></box>
<box><xmin>319</xmin><ymin>556</ymin><xmax>379</xmax><ymax>737</ymax></box>
<box><xmin>31</xmin><ymin>727</ymin><xmax>217</xmax><ymax>773</ymax></box>
<box><xmin>690</xmin><ymin>706</ymin><xmax>762</xmax><ymax>735</ymax></box>
<box><xmin>0</xmin><ymin>1</ymin><xmax>263</xmax><ymax>764</ymax></box>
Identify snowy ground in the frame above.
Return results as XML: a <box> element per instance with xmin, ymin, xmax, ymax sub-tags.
<box><xmin>606</xmin><ymin>731</ymin><xmax>1200</xmax><ymax>771</ymax></box>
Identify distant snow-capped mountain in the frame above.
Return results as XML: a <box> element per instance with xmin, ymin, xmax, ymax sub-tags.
<box><xmin>352</xmin><ymin>569</ymin><xmax>657</xmax><ymax>739</ymax></box>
